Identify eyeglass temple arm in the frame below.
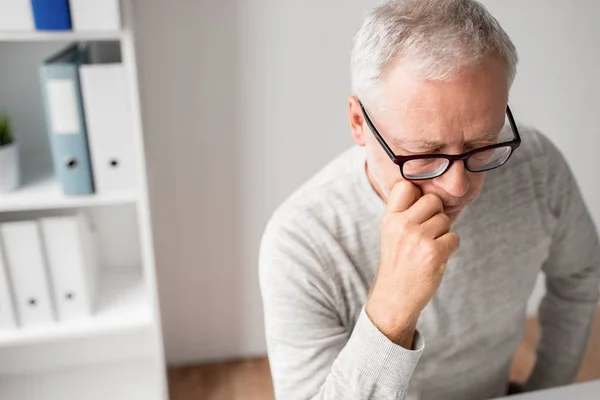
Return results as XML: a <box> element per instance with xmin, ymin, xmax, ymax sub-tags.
<box><xmin>358</xmin><ymin>100</ymin><xmax>397</xmax><ymax>161</ymax></box>
<box><xmin>506</xmin><ymin>105</ymin><xmax>521</xmax><ymax>141</ymax></box>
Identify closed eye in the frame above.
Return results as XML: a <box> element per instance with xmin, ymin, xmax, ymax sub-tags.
<box><xmin>465</xmin><ymin>141</ymin><xmax>498</xmax><ymax>152</ymax></box>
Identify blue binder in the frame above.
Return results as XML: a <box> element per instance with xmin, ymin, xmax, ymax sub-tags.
<box><xmin>40</xmin><ymin>44</ymin><xmax>94</xmax><ymax>196</ymax></box>
<box><xmin>31</xmin><ymin>0</ymin><xmax>72</xmax><ymax>31</ymax></box>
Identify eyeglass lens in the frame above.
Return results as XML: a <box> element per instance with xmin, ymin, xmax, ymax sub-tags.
<box><xmin>402</xmin><ymin>145</ymin><xmax>513</xmax><ymax>180</ymax></box>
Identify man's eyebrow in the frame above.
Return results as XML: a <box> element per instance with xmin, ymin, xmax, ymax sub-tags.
<box><xmin>467</xmin><ymin>131</ymin><xmax>502</xmax><ymax>144</ymax></box>
<box><xmin>391</xmin><ymin>131</ymin><xmax>501</xmax><ymax>152</ymax></box>
<box><xmin>391</xmin><ymin>138</ymin><xmax>444</xmax><ymax>152</ymax></box>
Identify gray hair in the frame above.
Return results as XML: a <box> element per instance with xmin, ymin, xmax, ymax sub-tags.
<box><xmin>351</xmin><ymin>0</ymin><xmax>518</xmax><ymax>107</ymax></box>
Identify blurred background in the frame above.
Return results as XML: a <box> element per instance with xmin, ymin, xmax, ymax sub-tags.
<box><xmin>0</xmin><ymin>1</ymin><xmax>598</xmax><ymax>399</ymax></box>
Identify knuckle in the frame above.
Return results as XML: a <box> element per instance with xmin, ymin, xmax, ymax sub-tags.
<box><xmin>440</xmin><ymin>213</ymin><xmax>452</xmax><ymax>228</ymax></box>
<box><xmin>436</xmin><ymin>262</ymin><xmax>448</xmax><ymax>279</ymax></box>
<box><xmin>397</xmin><ymin>180</ymin><xmax>414</xmax><ymax>193</ymax></box>
<box><xmin>400</xmin><ymin>219</ymin><xmax>418</xmax><ymax>237</ymax></box>
<box><xmin>452</xmin><ymin>232</ymin><xmax>461</xmax><ymax>248</ymax></box>
<box><xmin>425</xmin><ymin>194</ymin><xmax>443</xmax><ymax>210</ymax></box>
<box><xmin>448</xmin><ymin>231</ymin><xmax>459</xmax><ymax>242</ymax></box>
<box><xmin>422</xmin><ymin>193</ymin><xmax>436</xmax><ymax>202</ymax></box>
<box><xmin>444</xmin><ymin>233</ymin><xmax>461</xmax><ymax>254</ymax></box>
<box><xmin>398</xmin><ymin>223</ymin><xmax>421</xmax><ymax>250</ymax></box>
<box><xmin>422</xmin><ymin>239</ymin><xmax>439</xmax><ymax>260</ymax></box>
<box><xmin>412</xmin><ymin>226</ymin><xmax>426</xmax><ymax>242</ymax></box>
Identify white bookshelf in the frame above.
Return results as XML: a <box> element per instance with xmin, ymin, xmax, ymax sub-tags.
<box><xmin>0</xmin><ymin>1</ymin><xmax>167</xmax><ymax>399</ymax></box>
<box><xmin>0</xmin><ymin>272</ymin><xmax>154</xmax><ymax>376</ymax></box>
<box><xmin>0</xmin><ymin>31</ymin><xmax>124</xmax><ymax>42</ymax></box>
<box><xmin>0</xmin><ymin>175</ymin><xmax>138</xmax><ymax>213</ymax></box>
<box><xmin>0</xmin><ymin>272</ymin><xmax>149</xmax><ymax>348</ymax></box>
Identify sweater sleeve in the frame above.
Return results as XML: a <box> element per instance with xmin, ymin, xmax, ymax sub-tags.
<box><xmin>259</xmin><ymin>213</ymin><xmax>424</xmax><ymax>400</ymax></box>
<box><xmin>524</xmin><ymin>135</ymin><xmax>600</xmax><ymax>391</ymax></box>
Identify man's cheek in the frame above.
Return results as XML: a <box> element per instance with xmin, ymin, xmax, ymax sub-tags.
<box><xmin>372</xmin><ymin>167</ymin><xmax>393</xmax><ymax>199</ymax></box>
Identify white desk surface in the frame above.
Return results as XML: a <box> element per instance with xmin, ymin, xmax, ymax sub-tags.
<box><xmin>493</xmin><ymin>380</ymin><xmax>600</xmax><ymax>399</ymax></box>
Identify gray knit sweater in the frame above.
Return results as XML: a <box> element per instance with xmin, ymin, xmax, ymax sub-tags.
<box><xmin>259</xmin><ymin>126</ymin><xmax>600</xmax><ymax>400</ymax></box>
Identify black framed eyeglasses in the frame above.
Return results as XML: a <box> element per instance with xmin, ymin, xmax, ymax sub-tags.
<box><xmin>358</xmin><ymin>100</ymin><xmax>522</xmax><ymax>181</ymax></box>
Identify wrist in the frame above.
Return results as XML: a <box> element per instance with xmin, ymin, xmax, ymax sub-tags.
<box><xmin>365</xmin><ymin>301</ymin><xmax>419</xmax><ymax>349</ymax></box>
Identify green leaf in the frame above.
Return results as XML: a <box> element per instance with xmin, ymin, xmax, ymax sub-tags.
<box><xmin>0</xmin><ymin>111</ymin><xmax>14</xmax><ymax>147</ymax></box>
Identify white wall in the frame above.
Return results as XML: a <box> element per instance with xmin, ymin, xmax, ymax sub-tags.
<box><xmin>133</xmin><ymin>0</ymin><xmax>600</xmax><ymax>364</ymax></box>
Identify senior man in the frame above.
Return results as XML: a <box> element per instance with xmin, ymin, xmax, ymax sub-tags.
<box><xmin>259</xmin><ymin>0</ymin><xmax>600</xmax><ymax>399</ymax></box>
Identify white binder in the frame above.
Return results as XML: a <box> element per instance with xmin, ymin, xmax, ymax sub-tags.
<box><xmin>80</xmin><ymin>63</ymin><xmax>138</xmax><ymax>194</ymax></box>
<box><xmin>70</xmin><ymin>0</ymin><xmax>121</xmax><ymax>31</ymax></box>
<box><xmin>0</xmin><ymin>0</ymin><xmax>34</xmax><ymax>32</ymax></box>
<box><xmin>0</xmin><ymin>221</ymin><xmax>55</xmax><ymax>328</ymax></box>
<box><xmin>0</xmin><ymin>238</ymin><xmax>18</xmax><ymax>330</ymax></box>
<box><xmin>40</xmin><ymin>214</ymin><xmax>98</xmax><ymax>321</ymax></box>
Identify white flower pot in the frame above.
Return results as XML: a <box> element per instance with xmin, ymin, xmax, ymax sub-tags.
<box><xmin>0</xmin><ymin>143</ymin><xmax>20</xmax><ymax>193</ymax></box>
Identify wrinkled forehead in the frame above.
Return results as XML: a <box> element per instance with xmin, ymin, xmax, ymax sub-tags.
<box><xmin>372</xmin><ymin>57</ymin><xmax>510</xmax><ymax>146</ymax></box>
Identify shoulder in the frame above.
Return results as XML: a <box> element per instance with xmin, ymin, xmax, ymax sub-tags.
<box><xmin>259</xmin><ymin>146</ymin><xmax>365</xmax><ymax>277</ymax></box>
<box><xmin>487</xmin><ymin>122</ymin><xmax>579</xmax><ymax>230</ymax></box>
<box><xmin>508</xmin><ymin>123</ymin><xmax>560</xmax><ymax>166</ymax></box>
<box><xmin>264</xmin><ymin>145</ymin><xmax>365</xmax><ymax>240</ymax></box>
<box><xmin>495</xmin><ymin>123</ymin><xmax>569</xmax><ymax>186</ymax></box>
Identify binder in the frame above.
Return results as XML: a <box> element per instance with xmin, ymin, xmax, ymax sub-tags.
<box><xmin>31</xmin><ymin>0</ymin><xmax>71</xmax><ymax>31</ymax></box>
<box><xmin>0</xmin><ymin>221</ymin><xmax>55</xmax><ymax>328</ymax></box>
<box><xmin>40</xmin><ymin>44</ymin><xmax>95</xmax><ymax>196</ymax></box>
<box><xmin>70</xmin><ymin>0</ymin><xmax>121</xmax><ymax>32</ymax></box>
<box><xmin>40</xmin><ymin>214</ymin><xmax>98</xmax><ymax>321</ymax></box>
<box><xmin>80</xmin><ymin>63</ymin><xmax>137</xmax><ymax>194</ymax></box>
<box><xmin>0</xmin><ymin>0</ymin><xmax>34</xmax><ymax>32</ymax></box>
<box><xmin>0</xmin><ymin>237</ymin><xmax>18</xmax><ymax>330</ymax></box>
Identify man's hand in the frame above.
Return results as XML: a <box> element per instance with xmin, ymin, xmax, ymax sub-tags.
<box><xmin>366</xmin><ymin>181</ymin><xmax>461</xmax><ymax>348</ymax></box>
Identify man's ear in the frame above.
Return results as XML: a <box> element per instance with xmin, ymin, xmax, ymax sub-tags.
<box><xmin>348</xmin><ymin>95</ymin><xmax>366</xmax><ymax>147</ymax></box>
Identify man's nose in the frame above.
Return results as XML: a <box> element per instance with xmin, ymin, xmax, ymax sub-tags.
<box><xmin>434</xmin><ymin>160</ymin><xmax>469</xmax><ymax>198</ymax></box>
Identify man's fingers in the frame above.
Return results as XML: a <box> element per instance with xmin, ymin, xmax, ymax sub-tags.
<box><xmin>405</xmin><ymin>194</ymin><xmax>444</xmax><ymax>224</ymax></box>
<box><xmin>386</xmin><ymin>181</ymin><xmax>422</xmax><ymax>214</ymax></box>
<box><xmin>436</xmin><ymin>231</ymin><xmax>460</xmax><ymax>258</ymax></box>
<box><xmin>421</xmin><ymin>212</ymin><xmax>451</xmax><ymax>239</ymax></box>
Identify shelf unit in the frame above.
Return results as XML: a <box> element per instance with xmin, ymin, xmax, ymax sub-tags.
<box><xmin>0</xmin><ymin>272</ymin><xmax>149</xmax><ymax>348</ymax></box>
<box><xmin>0</xmin><ymin>31</ymin><xmax>124</xmax><ymax>42</ymax></box>
<box><xmin>0</xmin><ymin>175</ymin><xmax>138</xmax><ymax>213</ymax></box>
<box><xmin>0</xmin><ymin>1</ymin><xmax>167</xmax><ymax>399</ymax></box>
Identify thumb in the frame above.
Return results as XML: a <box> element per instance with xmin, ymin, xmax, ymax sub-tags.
<box><xmin>386</xmin><ymin>181</ymin><xmax>422</xmax><ymax>214</ymax></box>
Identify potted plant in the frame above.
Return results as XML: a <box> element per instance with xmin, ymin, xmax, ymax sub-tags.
<box><xmin>0</xmin><ymin>111</ymin><xmax>20</xmax><ymax>193</ymax></box>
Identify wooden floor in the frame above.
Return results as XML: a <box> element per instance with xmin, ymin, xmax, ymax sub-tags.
<box><xmin>169</xmin><ymin>310</ymin><xmax>600</xmax><ymax>400</ymax></box>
